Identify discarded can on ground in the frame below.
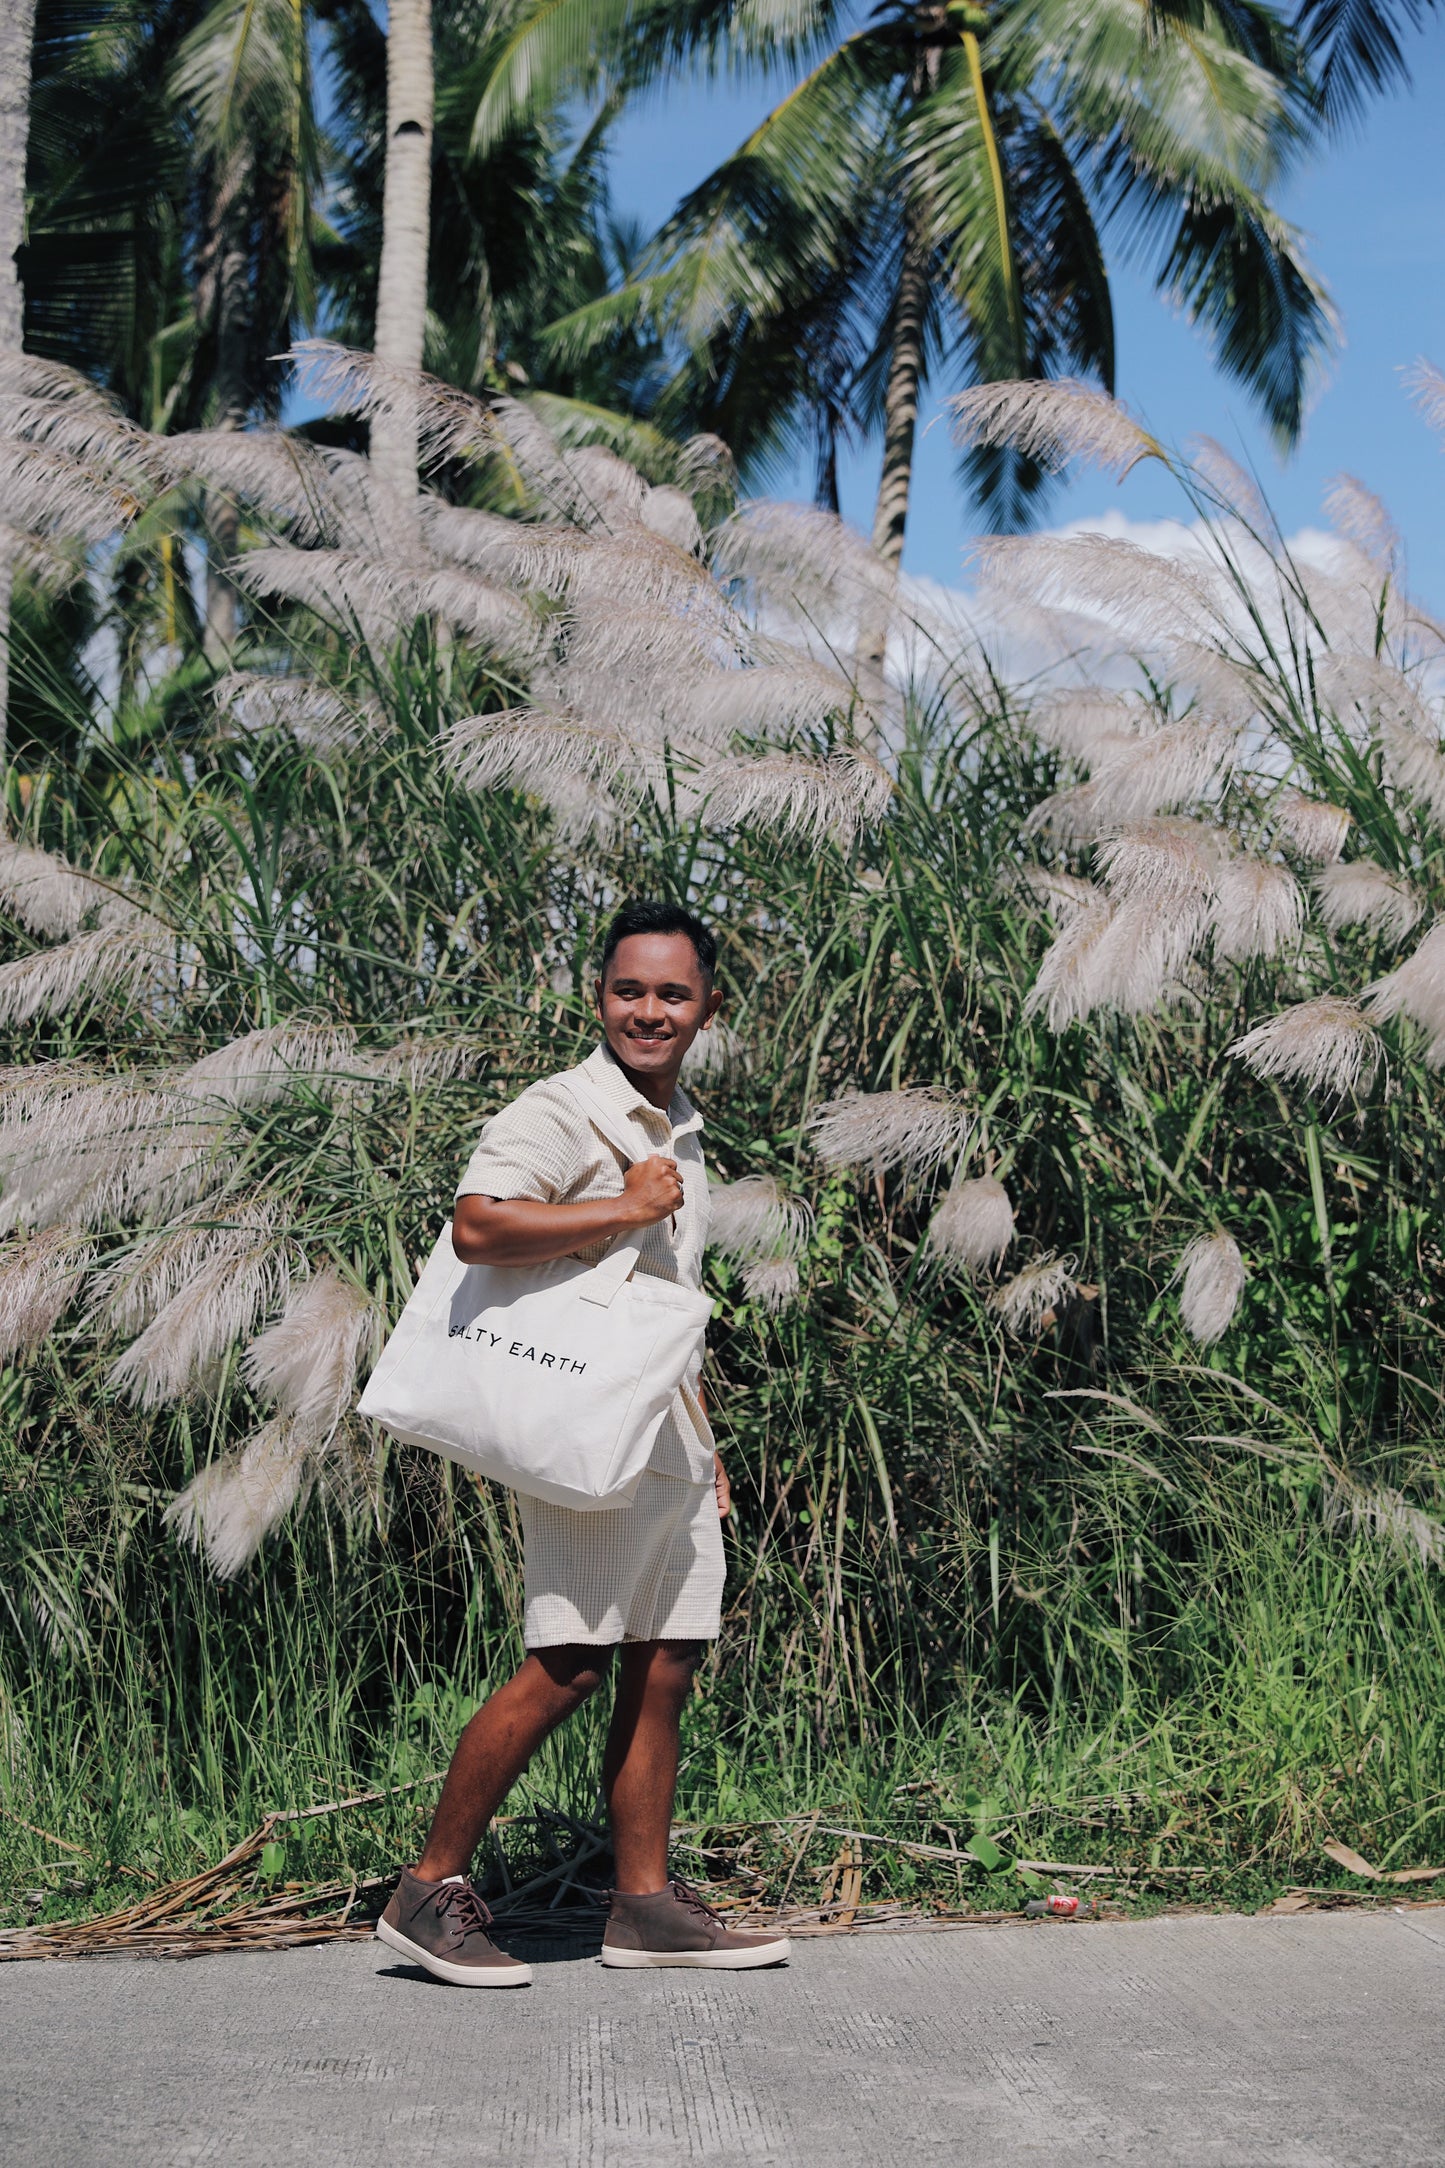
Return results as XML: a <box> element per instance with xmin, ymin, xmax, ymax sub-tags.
<box><xmin>1022</xmin><ymin>1894</ymin><xmax>1079</xmax><ymax>1918</ymax></box>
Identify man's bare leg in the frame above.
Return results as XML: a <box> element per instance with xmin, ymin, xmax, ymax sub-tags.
<box><xmin>601</xmin><ymin>1638</ymin><xmax>701</xmax><ymax>1892</ymax></box>
<box><xmin>414</xmin><ymin>1645</ymin><xmax>611</xmax><ymax>1881</ymax></box>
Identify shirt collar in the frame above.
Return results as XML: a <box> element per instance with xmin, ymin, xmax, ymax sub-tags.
<box><xmin>585</xmin><ymin>1040</ymin><xmax>704</xmax><ymax>1138</ymax></box>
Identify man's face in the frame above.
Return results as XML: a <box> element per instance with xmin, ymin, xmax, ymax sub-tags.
<box><xmin>595</xmin><ymin>932</ymin><xmax>721</xmax><ymax>1083</ymax></box>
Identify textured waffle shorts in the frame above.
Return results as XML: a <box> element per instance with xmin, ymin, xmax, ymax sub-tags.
<box><xmin>518</xmin><ymin>1470</ymin><xmax>724</xmax><ymax>1648</ymax></box>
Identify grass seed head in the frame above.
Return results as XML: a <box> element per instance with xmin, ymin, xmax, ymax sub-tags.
<box><xmin>1178</xmin><ymin>1231</ymin><xmax>1247</xmax><ymax>1344</ymax></box>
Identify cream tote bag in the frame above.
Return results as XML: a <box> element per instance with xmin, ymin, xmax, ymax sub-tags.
<box><xmin>356</xmin><ymin>1065</ymin><xmax>713</xmax><ymax>1510</ymax></box>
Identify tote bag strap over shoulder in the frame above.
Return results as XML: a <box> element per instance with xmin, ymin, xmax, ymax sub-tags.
<box><xmin>555</xmin><ymin>1065</ymin><xmax>671</xmax><ymax>1311</ymax></box>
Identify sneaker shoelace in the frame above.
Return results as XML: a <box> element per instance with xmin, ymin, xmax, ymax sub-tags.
<box><xmin>669</xmin><ymin>1877</ymin><xmax>722</xmax><ymax>1927</ymax></box>
<box><xmin>433</xmin><ymin>1880</ymin><xmax>496</xmax><ymax>1938</ymax></box>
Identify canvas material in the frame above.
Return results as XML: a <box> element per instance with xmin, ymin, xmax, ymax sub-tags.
<box><xmin>356</xmin><ymin>1068</ymin><xmax>714</xmax><ymax>1510</ymax></box>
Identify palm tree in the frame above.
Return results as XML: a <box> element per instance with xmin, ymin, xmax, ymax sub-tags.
<box><xmin>1292</xmin><ymin>0</ymin><xmax>1441</xmax><ymax>124</ymax></box>
<box><xmin>371</xmin><ymin>0</ymin><xmax>434</xmax><ymax>516</ymax></box>
<box><xmin>496</xmin><ymin>1</ymin><xmax>1335</xmax><ymax>563</ymax></box>
<box><xmin>0</xmin><ymin>0</ymin><xmax>41</xmax><ymax>751</ymax></box>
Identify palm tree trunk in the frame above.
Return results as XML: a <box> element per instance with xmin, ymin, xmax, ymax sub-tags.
<box><xmin>204</xmin><ymin>153</ymin><xmax>252</xmax><ymax>659</ymax></box>
<box><xmin>856</xmin><ymin>225</ymin><xmax>929</xmax><ymax>721</ymax></box>
<box><xmin>371</xmin><ymin>0</ymin><xmax>433</xmax><ymax>521</ymax></box>
<box><xmin>0</xmin><ymin>0</ymin><xmax>41</xmax><ymax>760</ymax></box>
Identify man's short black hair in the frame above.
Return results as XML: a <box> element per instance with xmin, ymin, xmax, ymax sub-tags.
<box><xmin>600</xmin><ymin>900</ymin><xmax>717</xmax><ymax>984</ymax></box>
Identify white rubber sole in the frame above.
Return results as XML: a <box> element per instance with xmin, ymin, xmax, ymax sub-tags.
<box><xmin>599</xmin><ymin>1938</ymin><xmax>791</xmax><ymax>1971</ymax></box>
<box><xmin>375</xmin><ymin>1916</ymin><xmax>532</xmax><ymax>1987</ymax></box>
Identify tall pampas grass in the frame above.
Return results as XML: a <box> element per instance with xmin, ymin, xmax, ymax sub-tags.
<box><xmin>212</xmin><ymin>672</ymin><xmax>382</xmax><ymax>748</ymax></box>
<box><xmin>808</xmin><ymin>1087</ymin><xmax>972</xmax><ymax>1179</ymax></box>
<box><xmin>286</xmin><ymin>340</ymin><xmax>496</xmax><ymax>469</ymax></box>
<box><xmin>949</xmin><ymin>379</ymin><xmax>1163</xmax><ymax>480</ymax></box>
<box><xmin>707</xmin><ymin>1176</ymin><xmax>813</xmax><ymax>1266</ymax></box>
<box><xmin>681</xmin><ymin>1023</ymin><xmax>745</xmax><ymax>1083</ymax></box>
<box><xmin>242</xmin><ymin>1269</ymin><xmax>376</xmax><ymax>1431</ymax></box>
<box><xmin>741</xmin><ymin>1258</ymin><xmax>801</xmax><ymax>1313</ymax></box>
<box><xmin>159</xmin><ymin>430</ymin><xmax>330</xmax><ymax>543</ymax></box>
<box><xmin>165</xmin><ymin>1418</ymin><xmax>311</xmax><ymax>1579</ymax></box>
<box><xmin>0</xmin><ymin>910</ymin><xmax>173</xmax><ymax>1027</ymax></box>
<box><xmin>1210</xmin><ymin>858</ymin><xmax>1305</xmax><ymax>963</ymax></box>
<box><xmin>1363</xmin><ymin>921</ymin><xmax>1445</xmax><ymax>1060</ymax></box>
<box><xmin>1275</xmin><ymin>791</ymin><xmax>1351</xmax><ymax>863</ymax></box>
<box><xmin>0</xmin><ymin>1226</ymin><xmax>94</xmax><ymax>1359</ymax></box>
<box><xmin>180</xmin><ymin>1025</ymin><xmax>359</xmax><ymax>1108</ymax></box>
<box><xmin>1228</xmin><ymin>995</ymin><xmax>1383</xmax><ymax>1097</ymax></box>
<box><xmin>695</xmin><ymin>751</ymin><xmax>892</xmax><ymax>848</ymax></box>
<box><xmin>90</xmin><ymin>1196</ymin><xmax>283</xmax><ymax>1338</ymax></box>
<box><xmin>972</xmin><ymin>533</ymin><xmax>1214</xmax><ymax>647</ymax></box>
<box><xmin>0</xmin><ymin>841</ymin><xmax>112</xmax><ymax>937</ymax></box>
<box><xmin>923</xmin><ymin>1177</ymin><xmax>1015</xmax><ymax>1271</ymax></box>
<box><xmin>1085</xmin><ymin>723</ymin><xmax>1235</xmax><ymax>822</ymax></box>
<box><xmin>988</xmin><ymin>1253</ymin><xmax>1079</xmax><ymax>1335</ymax></box>
<box><xmin>105</xmin><ymin>1213</ymin><xmax>293</xmax><ymax>1407</ymax></box>
<box><xmin>1313</xmin><ymin>862</ymin><xmax>1424</xmax><ymax>942</ymax></box>
<box><xmin>1177</xmin><ymin>1231</ymin><xmax>1246</xmax><ymax>1344</ymax></box>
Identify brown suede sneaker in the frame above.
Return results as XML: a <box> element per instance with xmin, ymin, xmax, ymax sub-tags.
<box><xmin>376</xmin><ymin>1868</ymin><xmax>531</xmax><ymax>1987</ymax></box>
<box><xmin>601</xmin><ymin>1880</ymin><xmax>791</xmax><ymax>1970</ymax></box>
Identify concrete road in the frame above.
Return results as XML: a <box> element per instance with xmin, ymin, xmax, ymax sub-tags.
<box><xmin>2</xmin><ymin>1909</ymin><xmax>1443</xmax><ymax>2166</ymax></box>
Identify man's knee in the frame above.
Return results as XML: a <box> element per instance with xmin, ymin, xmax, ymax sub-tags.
<box><xmin>532</xmin><ymin>1644</ymin><xmax>613</xmax><ymax>1709</ymax></box>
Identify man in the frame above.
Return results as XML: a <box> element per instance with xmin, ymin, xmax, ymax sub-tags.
<box><xmin>377</xmin><ymin>900</ymin><xmax>791</xmax><ymax>1985</ymax></box>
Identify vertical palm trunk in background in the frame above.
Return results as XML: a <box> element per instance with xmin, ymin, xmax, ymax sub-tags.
<box><xmin>0</xmin><ymin>0</ymin><xmax>41</xmax><ymax>759</ymax></box>
<box><xmin>371</xmin><ymin>0</ymin><xmax>433</xmax><ymax>534</ymax></box>
<box><xmin>203</xmin><ymin>149</ymin><xmax>253</xmax><ymax>659</ymax></box>
<box><xmin>856</xmin><ymin>226</ymin><xmax>929</xmax><ymax>732</ymax></box>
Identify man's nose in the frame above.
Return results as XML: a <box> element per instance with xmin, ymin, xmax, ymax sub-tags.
<box><xmin>634</xmin><ymin>992</ymin><xmax>665</xmax><ymax>1022</ymax></box>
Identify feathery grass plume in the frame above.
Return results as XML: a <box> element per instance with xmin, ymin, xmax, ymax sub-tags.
<box><xmin>0</xmin><ymin>383</ymin><xmax>153</xmax><ymax>475</ymax></box>
<box><xmin>159</xmin><ymin>431</ymin><xmax>329</xmax><ymax>544</ymax></box>
<box><xmin>443</xmin><ymin>707</ymin><xmax>642</xmax><ymax>801</ymax></box>
<box><xmin>710</xmin><ymin>500</ymin><xmax>893</xmax><ymax>625</ymax></box>
<box><xmin>1324</xmin><ymin>474</ymin><xmax>1401</xmax><ymax>576</ymax></box>
<box><xmin>243</xmin><ymin>1269</ymin><xmax>376</xmax><ymax>1431</ymax></box>
<box><xmin>165</xmin><ymin>1418</ymin><xmax>311</xmax><ymax>1579</ymax></box>
<box><xmin>1328</xmin><ymin>1479</ymin><xmax>1445</xmax><ymax>1567</ymax></box>
<box><xmin>286</xmin><ymin>341</ymin><xmax>497</xmax><ymax>468</ymax></box>
<box><xmin>1363</xmin><ymin>921</ymin><xmax>1445</xmax><ymax>1058</ymax></box>
<box><xmin>696</xmin><ymin>751</ymin><xmax>892</xmax><ymax>849</ymax></box>
<box><xmin>923</xmin><ymin>1177</ymin><xmax>1015</xmax><ymax>1271</ymax></box>
<box><xmin>742</xmin><ymin>1257</ymin><xmax>801</xmax><ymax>1313</ymax></box>
<box><xmin>808</xmin><ymin>1087</ymin><xmax>972</xmax><ymax>1180</ymax></box>
<box><xmin>563</xmin><ymin>597</ymin><xmax>721</xmax><ymax>683</ymax></box>
<box><xmin>1313</xmin><ymin>861</ymin><xmax>1425</xmax><ymax>942</ymax></box>
<box><xmin>1186</xmin><ymin>438</ymin><xmax>1278</xmax><ymax>538</ymax></box>
<box><xmin>0</xmin><ymin>350</ymin><xmax>122</xmax><ymax>410</ymax></box>
<box><xmin>0</xmin><ymin>522</ymin><xmax>85</xmax><ymax>594</ymax></box>
<box><xmin>1026</xmin><ymin>896</ymin><xmax>1186</xmax><ymax>1025</ymax></box>
<box><xmin>707</xmin><ymin>1176</ymin><xmax>813</xmax><ymax>1266</ymax></box>
<box><xmin>1177</xmin><ymin>1231</ymin><xmax>1246</xmax><ymax>1344</ymax></box>
<box><xmin>0</xmin><ymin>1226</ymin><xmax>95</xmax><ymax>1360</ymax></box>
<box><xmin>1019</xmin><ymin>868</ymin><xmax>1104</xmax><ymax>919</ymax></box>
<box><xmin>640</xmin><ymin>485</ymin><xmax>703</xmax><ymax>554</ymax></box>
<box><xmin>1275</xmin><ymin>790</ymin><xmax>1351</xmax><ymax>862</ymax></box>
<box><xmin>420</xmin><ymin>498</ymin><xmax>537</xmax><ymax>583</ymax></box>
<box><xmin>1211</xmin><ymin>858</ymin><xmax>1305</xmax><ymax>963</ymax></box>
<box><xmin>949</xmin><ymin>379</ymin><xmax>1163</xmax><ymax>479</ymax></box>
<box><xmin>232</xmin><ymin>546</ymin><xmax>410</xmax><ymax>641</ymax></box>
<box><xmin>561</xmin><ymin>445</ymin><xmax>647</xmax><ymax>531</ymax></box>
<box><xmin>0</xmin><ymin>908</ymin><xmax>173</xmax><ymax>1027</ymax></box>
<box><xmin>972</xmin><ymin>534</ymin><xmax>1214</xmax><ymax>647</ymax></box>
<box><xmin>680</xmin><ymin>1022</ymin><xmax>745</xmax><ymax>1082</ymax></box>
<box><xmin>0</xmin><ymin>439</ymin><xmax>141</xmax><ymax>541</ymax></box>
<box><xmin>0</xmin><ymin>841</ymin><xmax>111</xmax><ymax>937</ymax></box>
<box><xmin>987</xmin><ymin>1252</ymin><xmax>1079</xmax><ymax>1335</ymax></box>
<box><xmin>180</xmin><ymin>1024</ymin><xmax>358</xmax><ymax>1108</ymax></box>
<box><xmin>1377</xmin><ymin>716</ymin><xmax>1445</xmax><ymax>827</ymax></box>
<box><xmin>519</xmin><ymin>526</ymin><xmax>725</xmax><ymax>621</ymax></box>
<box><xmin>88</xmin><ymin>1195</ymin><xmax>283</xmax><ymax>1337</ymax></box>
<box><xmin>1087</xmin><ymin>722</ymin><xmax>1236</xmax><ymax>822</ymax></box>
<box><xmin>408</xmin><ymin>566</ymin><xmax>542</xmax><ymax>662</ymax></box>
<box><xmin>320</xmin><ymin>447</ymin><xmax>426</xmax><ymax>558</ymax></box>
<box><xmin>1023</xmin><ymin>782</ymin><xmax>1107</xmax><ymax>844</ymax></box>
<box><xmin>212</xmin><ymin>672</ymin><xmax>382</xmax><ymax>748</ymax></box>
<box><xmin>1025</xmin><ymin>689</ymin><xmax>1152</xmax><ymax>763</ymax></box>
<box><xmin>1403</xmin><ymin>357</ymin><xmax>1445</xmax><ymax>437</ymax></box>
<box><xmin>685</xmin><ymin>659</ymin><xmax>861</xmax><ymax>744</ymax></box>
<box><xmin>106</xmin><ymin>1222</ymin><xmax>293</xmax><ymax>1408</ymax></box>
<box><xmin>1096</xmin><ymin>818</ymin><xmax>1222</xmax><ymax>913</ymax></box>
<box><xmin>1228</xmin><ymin>995</ymin><xmax>1382</xmax><ymax>1097</ymax></box>
<box><xmin>1169</xmin><ymin>641</ymin><xmax>1265</xmax><ymax>728</ymax></box>
<box><xmin>365</xmin><ymin>1036</ymin><xmax>488</xmax><ymax>1091</ymax></box>
<box><xmin>0</xmin><ymin>1072</ymin><xmax>217</xmax><ymax>1231</ymax></box>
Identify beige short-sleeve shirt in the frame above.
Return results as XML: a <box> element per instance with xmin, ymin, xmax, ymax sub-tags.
<box><xmin>455</xmin><ymin>1041</ymin><xmax>713</xmax><ymax>1483</ymax></box>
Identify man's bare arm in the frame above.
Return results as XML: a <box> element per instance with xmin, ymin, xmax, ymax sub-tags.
<box><xmin>453</xmin><ymin>1156</ymin><xmax>683</xmax><ymax>1266</ymax></box>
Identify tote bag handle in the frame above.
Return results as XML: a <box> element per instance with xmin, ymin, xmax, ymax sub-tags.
<box><xmin>557</xmin><ymin>1067</ymin><xmax>680</xmax><ymax>1311</ymax></box>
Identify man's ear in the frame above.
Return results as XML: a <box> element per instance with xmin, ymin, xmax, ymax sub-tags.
<box><xmin>592</xmin><ymin>975</ymin><xmax>605</xmax><ymax>1017</ymax></box>
<box><xmin>704</xmin><ymin>984</ymin><xmax>724</xmax><ymax>1025</ymax></box>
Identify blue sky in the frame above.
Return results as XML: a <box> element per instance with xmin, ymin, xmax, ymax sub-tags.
<box><xmin>603</xmin><ymin>27</ymin><xmax>1445</xmax><ymax>607</ymax></box>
